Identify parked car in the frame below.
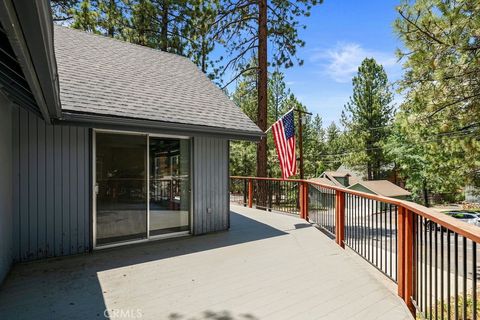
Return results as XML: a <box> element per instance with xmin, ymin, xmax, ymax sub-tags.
<box><xmin>424</xmin><ymin>211</ymin><xmax>480</xmax><ymax>230</ymax></box>
<box><xmin>445</xmin><ymin>211</ymin><xmax>480</xmax><ymax>227</ymax></box>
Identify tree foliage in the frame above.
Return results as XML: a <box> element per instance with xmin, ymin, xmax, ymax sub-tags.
<box><xmin>215</xmin><ymin>0</ymin><xmax>322</xmax><ymax>87</ymax></box>
<box><xmin>230</xmin><ymin>69</ymin><xmax>332</xmax><ymax>178</ymax></box>
<box><xmin>58</xmin><ymin>0</ymin><xmax>220</xmax><ymax>77</ymax></box>
<box><xmin>388</xmin><ymin>0</ymin><xmax>480</xmax><ymax>203</ymax></box>
<box><xmin>341</xmin><ymin>58</ymin><xmax>394</xmax><ymax>180</ymax></box>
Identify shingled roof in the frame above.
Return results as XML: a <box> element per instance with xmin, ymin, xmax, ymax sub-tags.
<box><xmin>53</xmin><ymin>26</ymin><xmax>262</xmax><ymax>139</ymax></box>
<box><xmin>349</xmin><ymin>180</ymin><xmax>411</xmax><ymax>198</ymax></box>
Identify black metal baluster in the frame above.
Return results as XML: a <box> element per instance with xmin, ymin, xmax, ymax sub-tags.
<box><xmin>384</xmin><ymin>202</ymin><xmax>387</xmax><ymax>275</ymax></box>
<box><xmin>414</xmin><ymin>215</ymin><xmax>420</xmax><ymax>308</ymax></box>
<box><xmin>347</xmin><ymin>194</ymin><xmax>350</xmax><ymax>245</ymax></box>
<box><xmin>351</xmin><ymin>195</ymin><xmax>354</xmax><ymax>251</ymax></box>
<box><xmin>395</xmin><ymin>205</ymin><xmax>398</xmax><ymax>281</ymax></box>
<box><xmin>329</xmin><ymin>190</ymin><xmax>332</xmax><ymax>234</ymax></box>
<box><xmin>367</xmin><ymin>199</ymin><xmax>373</xmax><ymax>262</ymax></box>
<box><xmin>426</xmin><ymin>217</ymin><xmax>429</xmax><ymax>317</ymax></box>
<box><xmin>357</xmin><ymin>195</ymin><xmax>360</xmax><ymax>253</ymax></box>
<box><xmin>420</xmin><ymin>216</ymin><xmax>423</xmax><ymax>314</ymax></box>
<box><xmin>430</xmin><ymin>222</ymin><xmax>433</xmax><ymax>320</ymax></box>
<box><xmin>462</xmin><ymin>236</ymin><xmax>466</xmax><ymax>320</ymax></box>
<box><xmin>390</xmin><ymin>204</ymin><xmax>393</xmax><ymax>278</ymax></box>
<box><xmin>326</xmin><ymin>189</ymin><xmax>329</xmax><ymax>233</ymax></box>
<box><xmin>472</xmin><ymin>241</ymin><xmax>477</xmax><ymax>320</ymax></box>
<box><xmin>447</xmin><ymin>229</ymin><xmax>451</xmax><ymax>320</ymax></box>
<box><xmin>435</xmin><ymin>222</ymin><xmax>438</xmax><ymax>319</ymax></box>
<box><xmin>441</xmin><ymin>227</ymin><xmax>444</xmax><ymax>320</ymax></box>
<box><xmin>376</xmin><ymin>200</ymin><xmax>379</xmax><ymax>267</ymax></box>
<box><xmin>454</xmin><ymin>233</ymin><xmax>458</xmax><ymax>320</ymax></box>
<box><xmin>360</xmin><ymin>196</ymin><xmax>364</xmax><ymax>257</ymax></box>
<box><xmin>327</xmin><ymin>189</ymin><xmax>330</xmax><ymax>233</ymax></box>
<box><xmin>380</xmin><ymin>201</ymin><xmax>383</xmax><ymax>271</ymax></box>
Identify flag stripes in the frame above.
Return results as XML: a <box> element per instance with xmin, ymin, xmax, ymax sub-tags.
<box><xmin>271</xmin><ymin>110</ymin><xmax>297</xmax><ymax>179</ymax></box>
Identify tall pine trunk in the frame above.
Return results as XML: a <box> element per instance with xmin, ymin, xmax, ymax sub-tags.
<box><xmin>107</xmin><ymin>0</ymin><xmax>115</xmax><ymax>37</ymax></box>
<box><xmin>161</xmin><ymin>0</ymin><xmax>169</xmax><ymax>51</ymax></box>
<box><xmin>256</xmin><ymin>0</ymin><xmax>268</xmax><ymax>208</ymax></box>
<box><xmin>423</xmin><ymin>180</ymin><xmax>430</xmax><ymax>207</ymax></box>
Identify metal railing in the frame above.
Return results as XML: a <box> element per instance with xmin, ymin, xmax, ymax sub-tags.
<box><xmin>229</xmin><ymin>176</ymin><xmax>480</xmax><ymax>319</ymax></box>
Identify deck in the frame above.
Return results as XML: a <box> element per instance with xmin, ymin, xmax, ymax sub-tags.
<box><xmin>0</xmin><ymin>205</ymin><xmax>412</xmax><ymax>320</ymax></box>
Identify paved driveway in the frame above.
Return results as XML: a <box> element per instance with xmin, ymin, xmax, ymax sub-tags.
<box><xmin>0</xmin><ymin>206</ymin><xmax>412</xmax><ymax>319</ymax></box>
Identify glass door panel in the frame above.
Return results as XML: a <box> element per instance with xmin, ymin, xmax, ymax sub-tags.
<box><xmin>149</xmin><ymin>138</ymin><xmax>190</xmax><ymax>236</ymax></box>
<box><xmin>95</xmin><ymin>132</ymin><xmax>147</xmax><ymax>246</ymax></box>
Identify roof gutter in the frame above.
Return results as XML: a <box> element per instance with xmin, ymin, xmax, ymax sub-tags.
<box><xmin>58</xmin><ymin>112</ymin><xmax>265</xmax><ymax>141</ymax></box>
<box><xmin>0</xmin><ymin>0</ymin><xmax>61</xmax><ymax>122</ymax></box>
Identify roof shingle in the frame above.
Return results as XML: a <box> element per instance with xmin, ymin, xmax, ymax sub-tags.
<box><xmin>53</xmin><ymin>26</ymin><xmax>262</xmax><ymax>137</ymax></box>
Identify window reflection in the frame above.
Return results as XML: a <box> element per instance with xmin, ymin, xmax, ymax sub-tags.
<box><xmin>96</xmin><ymin>133</ymin><xmax>147</xmax><ymax>245</ymax></box>
<box><xmin>149</xmin><ymin>138</ymin><xmax>190</xmax><ymax>236</ymax></box>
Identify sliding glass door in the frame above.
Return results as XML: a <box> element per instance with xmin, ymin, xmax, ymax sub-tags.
<box><xmin>95</xmin><ymin>132</ymin><xmax>148</xmax><ymax>246</ymax></box>
<box><xmin>149</xmin><ymin>138</ymin><xmax>190</xmax><ymax>236</ymax></box>
<box><xmin>95</xmin><ymin>131</ymin><xmax>190</xmax><ymax>247</ymax></box>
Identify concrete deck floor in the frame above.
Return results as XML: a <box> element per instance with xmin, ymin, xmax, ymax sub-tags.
<box><xmin>0</xmin><ymin>205</ymin><xmax>412</xmax><ymax>320</ymax></box>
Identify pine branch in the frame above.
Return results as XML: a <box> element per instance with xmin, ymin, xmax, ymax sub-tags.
<box><xmin>222</xmin><ymin>66</ymin><xmax>259</xmax><ymax>89</ymax></box>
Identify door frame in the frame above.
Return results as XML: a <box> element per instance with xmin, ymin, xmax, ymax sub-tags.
<box><xmin>92</xmin><ymin>128</ymin><xmax>193</xmax><ymax>250</ymax></box>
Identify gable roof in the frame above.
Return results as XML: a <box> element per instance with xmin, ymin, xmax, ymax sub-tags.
<box><xmin>319</xmin><ymin>172</ymin><xmax>344</xmax><ymax>187</ymax></box>
<box><xmin>349</xmin><ymin>180</ymin><xmax>411</xmax><ymax>197</ymax></box>
<box><xmin>324</xmin><ymin>171</ymin><xmax>349</xmax><ymax>178</ymax></box>
<box><xmin>53</xmin><ymin>26</ymin><xmax>263</xmax><ymax>139</ymax></box>
<box><xmin>308</xmin><ymin>177</ymin><xmax>336</xmax><ymax>187</ymax></box>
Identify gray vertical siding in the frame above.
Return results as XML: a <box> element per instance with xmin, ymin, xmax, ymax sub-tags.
<box><xmin>0</xmin><ymin>93</ymin><xmax>13</xmax><ymax>284</ymax></box>
<box><xmin>12</xmin><ymin>108</ymin><xmax>90</xmax><ymax>262</ymax></box>
<box><xmin>192</xmin><ymin>136</ymin><xmax>230</xmax><ymax>235</ymax></box>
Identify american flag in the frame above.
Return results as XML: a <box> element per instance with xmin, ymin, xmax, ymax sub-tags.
<box><xmin>271</xmin><ymin>110</ymin><xmax>297</xmax><ymax>179</ymax></box>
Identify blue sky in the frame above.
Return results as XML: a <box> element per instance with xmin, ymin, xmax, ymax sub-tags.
<box><xmin>224</xmin><ymin>0</ymin><xmax>404</xmax><ymax>127</ymax></box>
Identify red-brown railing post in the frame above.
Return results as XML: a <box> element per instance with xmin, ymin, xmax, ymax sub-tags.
<box><xmin>304</xmin><ymin>182</ymin><xmax>309</xmax><ymax>221</ymax></box>
<box><xmin>299</xmin><ymin>182</ymin><xmax>304</xmax><ymax>219</ymax></box>
<box><xmin>248</xmin><ymin>179</ymin><xmax>253</xmax><ymax>208</ymax></box>
<box><xmin>397</xmin><ymin>206</ymin><xmax>415</xmax><ymax>315</ymax></box>
<box><xmin>299</xmin><ymin>181</ymin><xmax>308</xmax><ymax>220</ymax></box>
<box><xmin>335</xmin><ymin>191</ymin><xmax>345</xmax><ymax>248</ymax></box>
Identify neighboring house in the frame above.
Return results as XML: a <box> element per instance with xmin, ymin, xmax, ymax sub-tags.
<box><xmin>308</xmin><ymin>177</ymin><xmax>336</xmax><ymax>187</ymax></box>
<box><xmin>0</xmin><ymin>2</ymin><xmax>262</xmax><ymax>284</ymax></box>
<box><xmin>319</xmin><ymin>170</ymin><xmax>360</xmax><ymax>187</ymax></box>
<box><xmin>348</xmin><ymin>180</ymin><xmax>411</xmax><ymax>200</ymax></box>
<box><xmin>336</xmin><ymin>164</ymin><xmax>365</xmax><ymax>180</ymax></box>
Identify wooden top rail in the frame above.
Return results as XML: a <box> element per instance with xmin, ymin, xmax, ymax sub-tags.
<box><xmin>230</xmin><ymin>176</ymin><xmax>480</xmax><ymax>243</ymax></box>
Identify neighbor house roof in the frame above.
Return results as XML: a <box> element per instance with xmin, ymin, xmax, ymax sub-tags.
<box><xmin>53</xmin><ymin>26</ymin><xmax>263</xmax><ymax>140</ymax></box>
<box><xmin>308</xmin><ymin>177</ymin><xmax>336</xmax><ymax>187</ymax></box>
<box><xmin>319</xmin><ymin>171</ymin><xmax>361</xmax><ymax>187</ymax></box>
<box><xmin>324</xmin><ymin>171</ymin><xmax>349</xmax><ymax>178</ymax></box>
<box><xmin>348</xmin><ymin>180</ymin><xmax>411</xmax><ymax>198</ymax></box>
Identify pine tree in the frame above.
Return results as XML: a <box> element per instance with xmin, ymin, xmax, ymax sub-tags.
<box><xmin>70</xmin><ymin>0</ymin><xmax>100</xmax><ymax>33</ymax></box>
<box><xmin>390</xmin><ymin>0</ymin><xmax>480</xmax><ymax>201</ymax></box>
<box><xmin>325</xmin><ymin>122</ymin><xmax>344</xmax><ymax>171</ymax></box>
<box><xmin>341</xmin><ymin>58</ymin><xmax>394</xmax><ymax>180</ymax></box>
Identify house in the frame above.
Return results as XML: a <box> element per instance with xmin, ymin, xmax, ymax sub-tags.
<box><xmin>319</xmin><ymin>170</ymin><xmax>361</xmax><ymax>187</ymax></box>
<box><xmin>312</xmin><ymin>166</ymin><xmax>410</xmax><ymax>201</ymax></box>
<box><xmin>348</xmin><ymin>180</ymin><xmax>411</xmax><ymax>200</ymax></box>
<box><xmin>0</xmin><ymin>2</ymin><xmax>262</xmax><ymax>284</ymax></box>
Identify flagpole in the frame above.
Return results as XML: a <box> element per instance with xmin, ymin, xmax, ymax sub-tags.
<box><xmin>295</xmin><ymin>108</ymin><xmax>312</xmax><ymax>180</ymax></box>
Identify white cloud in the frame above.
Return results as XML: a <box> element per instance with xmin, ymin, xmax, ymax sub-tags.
<box><xmin>310</xmin><ymin>42</ymin><xmax>399</xmax><ymax>83</ymax></box>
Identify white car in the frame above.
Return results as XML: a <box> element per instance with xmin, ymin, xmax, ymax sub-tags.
<box><xmin>446</xmin><ymin>211</ymin><xmax>480</xmax><ymax>227</ymax></box>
